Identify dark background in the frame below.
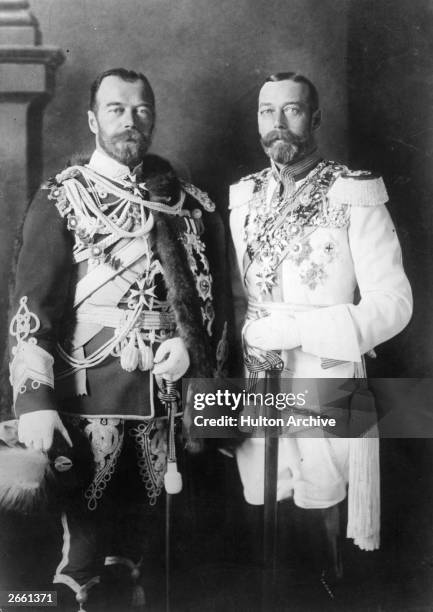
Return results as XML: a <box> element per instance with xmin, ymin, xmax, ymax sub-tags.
<box><xmin>348</xmin><ymin>0</ymin><xmax>433</xmax><ymax>378</ymax></box>
<box><xmin>29</xmin><ymin>0</ymin><xmax>348</xmax><ymax>198</ymax></box>
<box><xmin>1</xmin><ymin>1</ymin><xmax>433</xmax><ymax>610</ymax></box>
<box><xmin>19</xmin><ymin>0</ymin><xmax>432</xmax><ymax>379</ymax></box>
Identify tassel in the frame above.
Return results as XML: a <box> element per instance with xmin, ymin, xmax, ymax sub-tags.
<box><xmin>120</xmin><ymin>333</ymin><xmax>139</xmax><ymax>372</ymax></box>
<box><xmin>347</xmin><ymin>377</ymin><xmax>380</xmax><ymax>550</ymax></box>
<box><xmin>0</xmin><ymin>446</ymin><xmax>51</xmax><ymax>511</ymax></box>
<box><xmin>164</xmin><ymin>461</ymin><xmax>183</xmax><ymax>494</ymax></box>
<box><xmin>131</xmin><ymin>584</ymin><xmax>146</xmax><ymax>607</ymax></box>
<box><xmin>346</xmin><ymin>430</ymin><xmax>380</xmax><ymax>550</ymax></box>
<box><xmin>136</xmin><ymin>332</ymin><xmax>154</xmax><ymax>371</ymax></box>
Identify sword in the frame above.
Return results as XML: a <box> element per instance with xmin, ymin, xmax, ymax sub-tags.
<box><xmin>244</xmin><ymin>342</ymin><xmax>284</xmax><ymax>610</ymax></box>
<box><xmin>262</xmin><ymin>361</ymin><xmax>283</xmax><ymax>611</ymax></box>
<box><xmin>159</xmin><ymin>379</ymin><xmax>182</xmax><ymax>612</ymax></box>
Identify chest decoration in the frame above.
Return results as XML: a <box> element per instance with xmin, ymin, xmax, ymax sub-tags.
<box><xmin>47</xmin><ymin>165</ymin><xmax>181</xmax><ymax>269</ymax></box>
<box><xmin>47</xmin><ymin>166</ymin><xmax>214</xmax><ymax>385</ymax></box>
<box><xmin>179</xmin><ymin>215</ymin><xmax>214</xmax><ymax>335</ymax></box>
<box><xmin>244</xmin><ymin>161</ymin><xmax>348</xmax><ymax>295</ymax></box>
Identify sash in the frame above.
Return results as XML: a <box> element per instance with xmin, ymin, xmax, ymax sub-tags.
<box><xmin>244</xmin><ymin>161</ymin><xmax>345</xmax><ymax>284</ymax></box>
<box><xmin>73</xmin><ymin>236</ymin><xmax>148</xmax><ymax>308</ymax></box>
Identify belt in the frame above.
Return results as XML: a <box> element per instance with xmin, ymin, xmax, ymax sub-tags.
<box><xmin>75</xmin><ymin>305</ymin><xmax>176</xmax><ymax>331</ymax></box>
<box><xmin>247</xmin><ymin>299</ymin><xmax>327</xmax><ymax>319</ymax></box>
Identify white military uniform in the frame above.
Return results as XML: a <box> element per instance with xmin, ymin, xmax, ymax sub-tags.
<box><xmin>229</xmin><ymin>154</ymin><xmax>412</xmax><ymax>550</ymax></box>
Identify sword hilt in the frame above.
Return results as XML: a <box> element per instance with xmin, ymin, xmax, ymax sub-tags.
<box><xmin>162</xmin><ymin>379</ymin><xmax>182</xmax><ymax>495</ymax></box>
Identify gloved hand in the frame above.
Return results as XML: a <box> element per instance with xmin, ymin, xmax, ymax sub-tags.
<box><xmin>152</xmin><ymin>337</ymin><xmax>190</xmax><ymax>382</ymax></box>
<box><xmin>243</xmin><ymin>312</ymin><xmax>301</xmax><ymax>351</ymax></box>
<box><xmin>18</xmin><ymin>409</ymin><xmax>73</xmax><ymax>452</ymax></box>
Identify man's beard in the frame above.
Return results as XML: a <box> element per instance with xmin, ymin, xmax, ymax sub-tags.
<box><xmin>261</xmin><ymin>129</ymin><xmax>311</xmax><ymax>165</ymax></box>
<box><xmin>97</xmin><ymin>128</ymin><xmax>150</xmax><ymax>167</ymax></box>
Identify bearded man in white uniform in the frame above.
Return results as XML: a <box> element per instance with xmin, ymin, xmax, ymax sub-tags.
<box><xmin>229</xmin><ymin>72</ymin><xmax>413</xmax><ymax>585</ymax></box>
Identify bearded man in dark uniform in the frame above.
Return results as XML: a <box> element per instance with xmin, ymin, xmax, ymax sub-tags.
<box><xmin>6</xmin><ymin>68</ymin><xmax>228</xmax><ymax>611</ymax></box>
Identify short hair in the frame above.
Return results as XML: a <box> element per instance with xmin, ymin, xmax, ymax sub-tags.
<box><xmin>89</xmin><ymin>68</ymin><xmax>155</xmax><ymax>111</ymax></box>
<box><xmin>264</xmin><ymin>72</ymin><xmax>319</xmax><ymax>111</ymax></box>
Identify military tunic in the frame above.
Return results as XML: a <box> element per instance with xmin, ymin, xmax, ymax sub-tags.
<box><xmin>8</xmin><ymin>149</ymin><xmax>229</xmax><ymax>599</ymax></box>
<box><xmin>229</xmin><ymin>157</ymin><xmax>412</xmax><ymax>550</ymax></box>
<box><xmin>11</xmin><ymin>150</ymin><xmax>227</xmax><ymax>419</ymax></box>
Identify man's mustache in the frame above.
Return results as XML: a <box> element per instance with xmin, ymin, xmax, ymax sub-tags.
<box><xmin>113</xmin><ymin>129</ymin><xmax>147</xmax><ymax>143</ymax></box>
<box><xmin>261</xmin><ymin>129</ymin><xmax>301</xmax><ymax>148</ymax></box>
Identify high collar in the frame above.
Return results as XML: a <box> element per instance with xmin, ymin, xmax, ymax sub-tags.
<box><xmin>87</xmin><ymin>149</ymin><xmax>142</xmax><ymax>180</ymax></box>
<box><xmin>271</xmin><ymin>149</ymin><xmax>322</xmax><ymax>183</ymax></box>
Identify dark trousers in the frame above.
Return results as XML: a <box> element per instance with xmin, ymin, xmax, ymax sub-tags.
<box><xmin>53</xmin><ymin>418</ymin><xmax>164</xmax><ymax>588</ymax></box>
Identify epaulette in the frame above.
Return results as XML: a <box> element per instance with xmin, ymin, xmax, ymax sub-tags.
<box><xmin>340</xmin><ymin>169</ymin><xmax>380</xmax><ymax>180</ymax></box>
<box><xmin>180</xmin><ymin>180</ymin><xmax>216</xmax><ymax>212</ymax></box>
<box><xmin>53</xmin><ymin>165</ymin><xmax>84</xmax><ymax>186</ymax></box>
<box><xmin>328</xmin><ymin>169</ymin><xmax>388</xmax><ymax>207</ymax></box>
<box><xmin>41</xmin><ymin>167</ymin><xmax>82</xmax><ymax>193</ymax></box>
<box><xmin>239</xmin><ymin>168</ymin><xmax>269</xmax><ymax>184</ymax></box>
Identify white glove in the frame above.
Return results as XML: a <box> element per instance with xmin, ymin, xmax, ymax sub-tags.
<box><xmin>152</xmin><ymin>337</ymin><xmax>190</xmax><ymax>382</ymax></box>
<box><xmin>244</xmin><ymin>312</ymin><xmax>301</xmax><ymax>351</ymax></box>
<box><xmin>18</xmin><ymin>409</ymin><xmax>73</xmax><ymax>452</ymax></box>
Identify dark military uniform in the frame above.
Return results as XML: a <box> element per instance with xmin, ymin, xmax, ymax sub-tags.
<box><xmin>9</xmin><ymin>150</ymin><xmax>229</xmax><ymax>607</ymax></box>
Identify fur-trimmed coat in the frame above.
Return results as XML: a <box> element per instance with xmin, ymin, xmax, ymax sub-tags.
<box><xmin>9</xmin><ymin>152</ymin><xmax>230</xmax><ymax>421</ymax></box>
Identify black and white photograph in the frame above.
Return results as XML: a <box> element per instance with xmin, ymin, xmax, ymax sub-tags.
<box><xmin>0</xmin><ymin>1</ymin><xmax>432</xmax><ymax>611</ymax></box>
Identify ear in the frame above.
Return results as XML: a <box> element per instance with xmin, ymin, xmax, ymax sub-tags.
<box><xmin>311</xmin><ymin>109</ymin><xmax>321</xmax><ymax>131</ymax></box>
<box><xmin>88</xmin><ymin>110</ymin><xmax>98</xmax><ymax>136</ymax></box>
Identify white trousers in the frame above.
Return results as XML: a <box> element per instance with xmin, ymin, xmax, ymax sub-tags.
<box><xmin>236</xmin><ymin>435</ymin><xmax>349</xmax><ymax>508</ymax></box>
<box><xmin>236</xmin><ymin>347</ymin><xmax>354</xmax><ymax>509</ymax></box>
